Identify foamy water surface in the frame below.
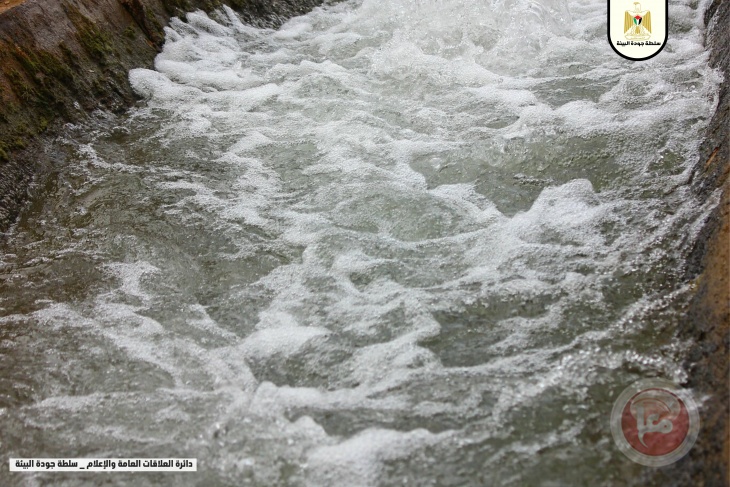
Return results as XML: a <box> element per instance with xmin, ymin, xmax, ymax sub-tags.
<box><xmin>0</xmin><ymin>0</ymin><xmax>722</xmax><ymax>485</ymax></box>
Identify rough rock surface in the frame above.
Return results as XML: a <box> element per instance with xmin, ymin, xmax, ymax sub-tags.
<box><xmin>654</xmin><ymin>0</ymin><xmax>729</xmax><ymax>484</ymax></box>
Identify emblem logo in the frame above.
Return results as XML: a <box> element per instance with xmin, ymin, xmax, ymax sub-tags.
<box><xmin>608</xmin><ymin>0</ymin><xmax>668</xmax><ymax>60</ymax></box>
<box><xmin>610</xmin><ymin>379</ymin><xmax>700</xmax><ymax>466</ymax></box>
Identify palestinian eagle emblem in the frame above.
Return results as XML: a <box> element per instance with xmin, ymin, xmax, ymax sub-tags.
<box><xmin>624</xmin><ymin>2</ymin><xmax>652</xmax><ymax>40</ymax></box>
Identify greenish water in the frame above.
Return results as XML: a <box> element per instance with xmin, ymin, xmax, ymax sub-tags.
<box><xmin>0</xmin><ymin>0</ymin><xmax>721</xmax><ymax>485</ymax></box>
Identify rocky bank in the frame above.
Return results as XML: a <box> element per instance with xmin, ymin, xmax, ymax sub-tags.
<box><xmin>665</xmin><ymin>0</ymin><xmax>729</xmax><ymax>484</ymax></box>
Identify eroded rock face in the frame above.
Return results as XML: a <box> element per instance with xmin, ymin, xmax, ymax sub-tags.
<box><xmin>657</xmin><ymin>0</ymin><xmax>729</xmax><ymax>484</ymax></box>
<box><xmin>686</xmin><ymin>0</ymin><xmax>729</xmax><ymax>483</ymax></box>
<box><xmin>0</xmin><ymin>0</ymin><xmax>330</xmax><ymax>227</ymax></box>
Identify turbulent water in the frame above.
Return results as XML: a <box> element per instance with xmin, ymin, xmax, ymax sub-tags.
<box><xmin>0</xmin><ymin>0</ymin><xmax>722</xmax><ymax>485</ymax></box>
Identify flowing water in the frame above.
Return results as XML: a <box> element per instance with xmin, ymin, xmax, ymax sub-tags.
<box><xmin>0</xmin><ymin>0</ymin><xmax>722</xmax><ymax>485</ymax></box>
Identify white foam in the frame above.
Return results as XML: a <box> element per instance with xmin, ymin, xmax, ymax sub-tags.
<box><xmin>0</xmin><ymin>0</ymin><xmax>718</xmax><ymax>484</ymax></box>
<box><xmin>307</xmin><ymin>428</ymin><xmax>445</xmax><ymax>486</ymax></box>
